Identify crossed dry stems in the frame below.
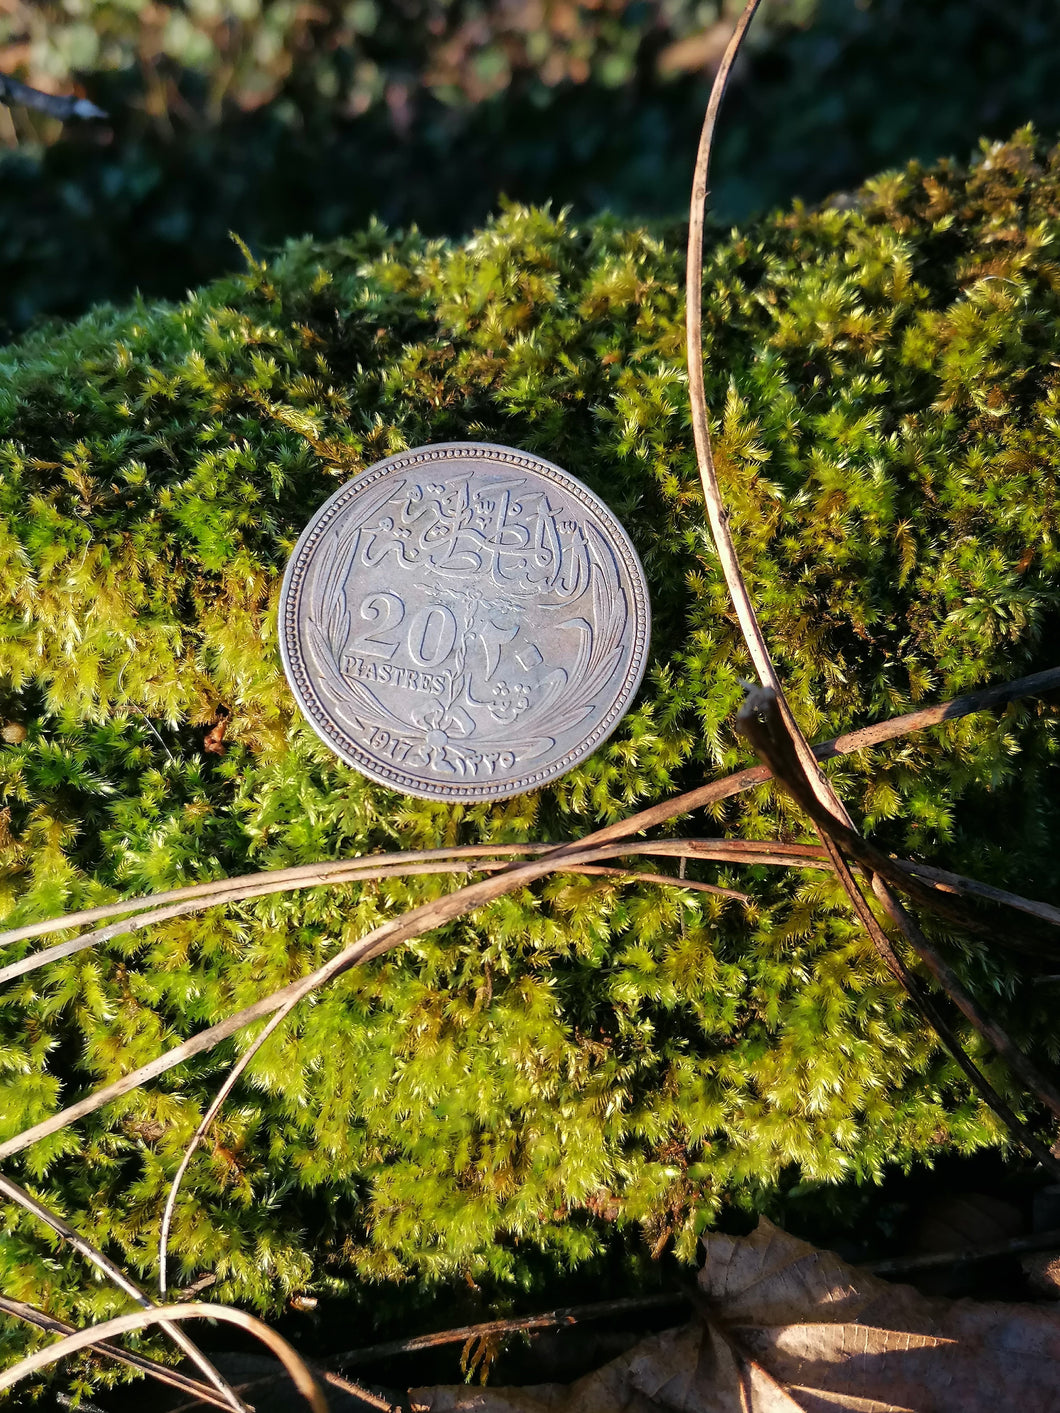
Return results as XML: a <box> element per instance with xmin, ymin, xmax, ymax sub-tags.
<box><xmin>2</xmin><ymin>0</ymin><xmax>1060</xmax><ymax>1405</ymax></box>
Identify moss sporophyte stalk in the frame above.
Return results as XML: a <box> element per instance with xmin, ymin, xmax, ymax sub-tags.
<box><xmin>0</xmin><ymin>130</ymin><xmax>1059</xmax><ymax>1384</ymax></box>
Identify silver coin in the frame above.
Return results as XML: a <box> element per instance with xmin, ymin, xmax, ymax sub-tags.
<box><xmin>279</xmin><ymin>442</ymin><xmax>651</xmax><ymax>801</ymax></box>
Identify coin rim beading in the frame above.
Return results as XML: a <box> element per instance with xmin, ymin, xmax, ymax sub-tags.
<box><xmin>279</xmin><ymin>442</ymin><xmax>651</xmax><ymax>800</ymax></box>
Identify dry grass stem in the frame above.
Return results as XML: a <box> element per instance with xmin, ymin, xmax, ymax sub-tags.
<box><xmin>0</xmin><ymin>1303</ymin><xmax>327</xmax><ymax>1411</ymax></box>
<box><xmin>0</xmin><ymin>1295</ymin><xmax>230</xmax><ymax>1410</ymax></box>
<box><xmin>0</xmin><ymin>837</ymin><xmax>759</xmax><ymax>1162</ymax></box>
<box><xmin>158</xmin><ymin>998</ymin><xmax>297</xmax><ymax>1298</ymax></box>
<box><xmin>687</xmin><ymin>0</ymin><xmax>1059</xmax><ymax>1173</ymax></box>
<box><xmin>2</xmin><ymin>830</ymin><xmax>1055</xmax><ymax>1173</ymax></box>
<box><xmin>4</xmin><ymin>664</ymin><xmax>1055</xmax><ymax>953</ymax></box>
<box><xmin>326</xmin><ymin>1292</ymin><xmax>689</xmax><ymax>1367</ymax></box>
<box><xmin>0</xmin><ymin>846</ymin><xmax>757</xmax><ymax>989</ymax></box>
<box><xmin>0</xmin><ymin>1174</ymin><xmax>249</xmax><ymax>1412</ymax></box>
<box><xmin>737</xmin><ymin>687</ymin><xmax>1060</xmax><ymax>1173</ymax></box>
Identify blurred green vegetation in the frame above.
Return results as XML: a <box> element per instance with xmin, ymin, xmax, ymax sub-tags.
<box><xmin>1</xmin><ymin>1</ymin><xmax>816</xmax><ymax>120</ymax></box>
<box><xmin>0</xmin><ymin>0</ymin><xmax>1059</xmax><ymax>335</ymax></box>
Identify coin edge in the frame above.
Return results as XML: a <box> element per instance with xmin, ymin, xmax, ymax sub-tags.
<box><xmin>278</xmin><ymin>442</ymin><xmax>652</xmax><ymax>801</ymax></box>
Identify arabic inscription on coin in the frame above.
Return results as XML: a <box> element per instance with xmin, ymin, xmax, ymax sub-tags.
<box><xmin>279</xmin><ymin>442</ymin><xmax>651</xmax><ymax>800</ymax></box>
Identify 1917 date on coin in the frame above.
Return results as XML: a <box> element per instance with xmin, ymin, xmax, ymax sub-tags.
<box><xmin>279</xmin><ymin>442</ymin><xmax>651</xmax><ymax>800</ymax></box>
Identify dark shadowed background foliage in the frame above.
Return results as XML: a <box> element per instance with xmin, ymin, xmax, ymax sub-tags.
<box><xmin>1</xmin><ymin>0</ymin><xmax>1059</xmax><ymax>337</ymax></box>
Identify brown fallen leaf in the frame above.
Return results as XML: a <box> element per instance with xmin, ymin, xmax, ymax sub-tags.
<box><xmin>410</xmin><ymin>1218</ymin><xmax>1060</xmax><ymax>1412</ymax></box>
<box><xmin>1023</xmin><ymin>1251</ymin><xmax>1060</xmax><ymax>1300</ymax></box>
<box><xmin>410</xmin><ymin>1344</ymin><xmax>662</xmax><ymax>1412</ymax></box>
<box><xmin>912</xmin><ymin>1191</ymin><xmax>1023</xmax><ymax>1258</ymax></box>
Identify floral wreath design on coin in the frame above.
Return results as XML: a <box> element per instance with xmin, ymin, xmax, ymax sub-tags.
<box><xmin>281</xmin><ymin>445</ymin><xmax>650</xmax><ymax>800</ymax></box>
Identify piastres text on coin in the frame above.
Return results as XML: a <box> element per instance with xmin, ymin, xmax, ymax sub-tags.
<box><xmin>279</xmin><ymin>443</ymin><xmax>651</xmax><ymax>801</ymax></box>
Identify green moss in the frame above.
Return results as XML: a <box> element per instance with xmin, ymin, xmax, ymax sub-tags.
<box><xmin>1</xmin><ymin>130</ymin><xmax>1059</xmax><ymax>1385</ymax></box>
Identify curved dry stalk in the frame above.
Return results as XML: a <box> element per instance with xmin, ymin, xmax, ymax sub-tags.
<box><xmin>0</xmin><ymin>844</ymin><xmax>757</xmax><ymax>989</ymax></box>
<box><xmin>0</xmin><ymin>839</ymin><xmax>754</xmax><ymax>1162</ymax></box>
<box><xmin>0</xmin><ymin>845</ymin><xmax>731</xmax><ymax>973</ymax></box>
<box><xmin>0</xmin><ymin>1301</ymin><xmax>327</xmax><ymax>1411</ymax></box>
<box><xmin>686</xmin><ymin>0</ymin><xmax>853</xmax><ymax>823</ymax></box>
<box><xmin>6</xmin><ymin>803</ymin><xmax>1058</xmax><ymax>995</ymax></box>
<box><xmin>152</xmin><ymin>855</ymin><xmax>744</xmax><ymax>1295</ymax></box>
<box><xmin>0</xmin><ymin>845</ymin><xmax>548</xmax><ymax>948</ymax></box>
<box><xmin>0</xmin><ymin>1295</ymin><xmax>230</xmax><ymax>1410</ymax></box>
<box><xmin>737</xmin><ymin>686</ymin><xmax>1060</xmax><ymax>1171</ymax></box>
<box><xmin>686</xmin><ymin>1</ymin><xmax>764</xmax><ymax>592</ymax></box>
<box><xmin>157</xmin><ymin>999</ymin><xmax>295</xmax><ymax>1299</ymax></box>
<box><xmin>0</xmin><ymin>855</ymin><xmax>531</xmax><ymax>986</ymax></box>
<box><xmin>4</xmin><ymin>663</ymin><xmax>1056</xmax><ymax>954</ymax></box>
<box><xmin>2</xmin><ymin>819</ymin><xmax>1056</xmax><ymax>1171</ymax></box>
<box><xmin>0</xmin><ymin>1173</ymin><xmax>248</xmax><ymax>1413</ymax></box>
<box><xmin>741</xmin><ymin>688</ymin><xmax>1060</xmax><ymax>1108</ymax></box>
<box><xmin>687</xmin><ymin>3</ymin><xmax>1060</xmax><ymax>1170</ymax></box>
<box><xmin>751</xmin><ymin>778</ymin><xmax>1060</xmax><ymax>1173</ymax></box>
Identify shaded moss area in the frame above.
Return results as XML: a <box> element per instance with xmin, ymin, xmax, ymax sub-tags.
<box><xmin>0</xmin><ymin>130</ymin><xmax>1059</xmax><ymax>1390</ymax></box>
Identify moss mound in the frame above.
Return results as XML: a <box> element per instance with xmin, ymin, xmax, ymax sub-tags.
<box><xmin>1</xmin><ymin>129</ymin><xmax>1059</xmax><ymax>1382</ymax></box>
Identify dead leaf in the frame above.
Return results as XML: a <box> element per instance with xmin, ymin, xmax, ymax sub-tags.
<box><xmin>911</xmin><ymin>1192</ymin><xmax>1023</xmax><ymax>1256</ymax></box>
<box><xmin>410</xmin><ymin>1346</ymin><xmax>661</xmax><ymax>1411</ymax></box>
<box><xmin>410</xmin><ymin>1218</ymin><xmax>1060</xmax><ymax>1412</ymax></box>
<box><xmin>1023</xmin><ymin>1252</ymin><xmax>1060</xmax><ymax>1300</ymax></box>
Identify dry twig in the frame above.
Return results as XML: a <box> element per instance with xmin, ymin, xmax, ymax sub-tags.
<box><xmin>326</xmin><ymin>1292</ymin><xmax>688</xmax><ymax>1367</ymax></box>
<box><xmin>736</xmin><ymin>687</ymin><xmax>1060</xmax><ymax>1176</ymax></box>
<box><xmin>0</xmin><ymin>1173</ymin><xmax>249</xmax><ymax>1412</ymax></box>
<box><xmin>0</xmin><ymin>1295</ymin><xmax>230</xmax><ymax>1411</ymax></box>
<box><xmin>687</xmin><ymin>0</ymin><xmax>1060</xmax><ymax>1174</ymax></box>
<box><xmin>0</xmin><ymin>1302</ymin><xmax>327</xmax><ymax>1410</ymax></box>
